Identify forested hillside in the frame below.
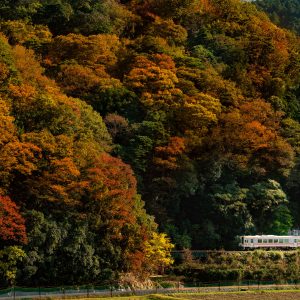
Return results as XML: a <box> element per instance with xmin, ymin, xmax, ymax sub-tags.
<box><xmin>256</xmin><ymin>0</ymin><xmax>300</xmax><ymax>35</ymax></box>
<box><xmin>1</xmin><ymin>0</ymin><xmax>300</xmax><ymax>286</ymax></box>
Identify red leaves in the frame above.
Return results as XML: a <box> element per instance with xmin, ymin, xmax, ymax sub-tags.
<box><xmin>0</xmin><ymin>196</ymin><xmax>27</xmax><ymax>244</ymax></box>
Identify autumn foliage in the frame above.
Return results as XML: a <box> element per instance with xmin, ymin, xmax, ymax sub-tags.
<box><xmin>0</xmin><ymin>196</ymin><xmax>27</xmax><ymax>244</ymax></box>
<box><xmin>0</xmin><ymin>0</ymin><xmax>300</xmax><ymax>286</ymax></box>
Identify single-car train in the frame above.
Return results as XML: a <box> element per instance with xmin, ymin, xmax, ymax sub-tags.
<box><xmin>240</xmin><ymin>235</ymin><xmax>300</xmax><ymax>249</ymax></box>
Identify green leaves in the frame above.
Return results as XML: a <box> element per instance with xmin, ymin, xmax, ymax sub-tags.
<box><xmin>246</xmin><ymin>179</ymin><xmax>289</xmax><ymax>232</ymax></box>
<box><xmin>267</xmin><ymin>205</ymin><xmax>293</xmax><ymax>235</ymax></box>
<box><xmin>247</xmin><ymin>179</ymin><xmax>288</xmax><ymax>212</ymax></box>
<box><xmin>0</xmin><ymin>246</ymin><xmax>26</xmax><ymax>285</ymax></box>
<box><xmin>256</xmin><ymin>0</ymin><xmax>300</xmax><ymax>35</ymax></box>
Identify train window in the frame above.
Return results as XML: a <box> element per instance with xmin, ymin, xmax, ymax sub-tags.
<box><xmin>268</xmin><ymin>239</ymin><xmax>273</xmax><ymax>243</ymax></box>
<box><xmin>279</xmin><ymin>239</ymin><xmax>284</xmax><ymax>243</ymax></box>
<box><xmin>284</xmin><ymin>239</ymin><xmax>289</xmax><ymax>243</ymax></box>
<box><xmin>245</xmin><ymin>239</ymin><xmax>248</xmax><ymax>243</ymax></box>
<box><xmin>295</xmin><ymin>239</ymin><xmax>297</xmax><ymax>243</ymax></box>
<box><xmin>251</xmin><ymin>239</ymin><xmax>253</xmax><ymax>243</ymax></box>
<box><xmin>274</xmin><ymin>239</ymin><xmax>278</xmax><ymax>243</ymax></box>
<box><xmin>263</xmin><ymin>239</ymin><xmax>267</xmax><ymax>243</ymax></box>
<box><xmin>258</xmin><ymin>239</ymin><xmax>262</xmax><ymax>243</ymax></box>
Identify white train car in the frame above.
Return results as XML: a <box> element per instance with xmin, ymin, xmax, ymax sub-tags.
<box><xmin>240</xmin><ymin>235</ymin><xmax>300</xmax><ymax>249</ymax></box>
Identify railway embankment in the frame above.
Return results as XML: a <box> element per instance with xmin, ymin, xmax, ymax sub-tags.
<box><xmin>172</xmin><ymin>250</ymin><xmax>300</xmax><ymax>283</ymax></box>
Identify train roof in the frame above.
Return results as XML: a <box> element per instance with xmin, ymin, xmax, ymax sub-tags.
<box><xmin>240</xmin><ymin>235</ymin><xmax>299</xmax><ymax>238</ymax></box>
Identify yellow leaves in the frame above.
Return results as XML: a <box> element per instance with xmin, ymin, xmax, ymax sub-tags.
<box><xmin>180</xmin><ymin>93</ymin><xmax>221</xmax><ymax>131</ymax></box>
<box><xmin>144</xmin><ymin>232</ymin><xmax>174</xmax><ymax>272</ymax></box>
<box><xmin>12</xmin><ymin>45</ymin><xmax>56</xmax><ymax>89</ymax></box>
<box><xmin>0</xmin><ymin>246</ymin><xmax>26</xmax><ymax>283</ymax></box>
<box><xmin>125</xmin><ymin>54</ymin><xmax>183</xmax><ymax>110</ymax></box>
<box><xmin>47</xmin><ymin>34</ymin><xmax>123</xmax><ymax>100</ymax></box>
<box><xmin>12</xmin><ymin>45</ymin><xmax>41</xmax><ymax>78</ymax></box>
<box><xmin>177</xmin><ymin>66</ymin><xmax>244</xmax><ymax>106</ymax></box>
<box><xmin>49</xmin><ymin>34</ymin><xmax>121</xmax><ymax>67</ymax></box>
<box><xmin>59</xmin><ymin>64</ymin><xmax>101</xmax><ymax>92</ymax></box>
<box><xmin>57</xmin><ymin>63</ymin><xmax>121</xmax><ymax>97</ymax></box>
<box><xmin>22</xmin><ymin>132</ymin><xmax>74</xmax><ymax>162</ymax></box>
<box><xmin>0</xmin><ymin>20</ymin><xmax>52</xmax><ymax>46</ymax></box>
<box><xmin>0</xmin><ymin>62</ymin><xmax>9</xmax><ymax>82</ymax></box>
<box><xmin>147</xmin><ymin>14</ymin><xmax>188</xmax><ymax>45</ymax></box>
<box><xmin>0</xmin><ymin>100</ymin><xmax>16</xmax><ymax>147</ymax></box>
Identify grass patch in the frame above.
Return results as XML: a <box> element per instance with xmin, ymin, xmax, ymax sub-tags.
<box><xmin>63</xmin><ymin>290</ymin><xmax>300</xmax><ymax>300</ymax></box>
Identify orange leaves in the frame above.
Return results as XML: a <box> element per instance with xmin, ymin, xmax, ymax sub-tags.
<box><xmin>85</xmin><ymin>153</ymin><xmax>138</xmax><ymax>235</ymax></box>
<box><xmin>154</xmin><ymin>137</ymin><xmax>185</xmax><ymax>170</ymax></box>
<box><xmin>151</xmin><ymin>53</ymin><xmax>177</xmax><ymax>71</ymax></box>
<box><xmin>51</xmin><ymin>157</ymin><xmax>80</xmax><ymax>178</ymax></box>
<box><xmin>0</xmin><ymin>141</ymin><xmax>41</xmax><ymax>176</ymax></box>
<box><xmin>36</xmin><ymin>157</ymin><xmax>81</xmax><ymax>205</ymax></box>
<box><xmin>244</xmin><ymin>121</ymin><xmax>274</xmax><ymax>150</ymax></box>
<box><xmin>156</xmin><ymin>137</ymin><xmax>185</xmax><ymax>156</ymax></box>
<box><xmin>19</xmin><ymin>132</ymin><xmax>83</xmax><ymax>206</ymax></box>
<box><xmin>0</xmin><ymin>196</ymin><xmax>27</xmax><ymax>244</ymax></box>
<box><xmin>0</xmin><ymin>100</ymin><xmax>41</xmax><ymax>193</ymax></box>
<box><xmin>210</xmin><ymin>99</ymin><xmax>294</xmax><ymax>176</ymax></box>
<box><xmin>57</xmin><ymin>64</ymin><xmax>102</xmax><ymax>96</ymax></box>
<box><xmin>8</xmin><ymin>83</ymin><xmax>36</xmax><ymax>99</ymax></box>
<box><xmin>239</xmin><ymin>99</ymin><xmax>283</xmax><ymax>128</ymax></box>
<box><xmin>87</xmin><ymin>153</ymin><xmax>137</xmax><ymax>203</ymax></box>
<box><xmin>194</xmin><ymin>0</ymin><xmax>296</xmax><ymax>97</ymax></box>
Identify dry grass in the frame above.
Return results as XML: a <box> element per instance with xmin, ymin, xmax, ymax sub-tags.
<box><xmin>179</xmin><ymin>290</ymin><xmax>300</xmax><ymax>299</ymax></box>
<box><xmin>66</xmin><ymin>290</ymin><xmax>300</xmax><ymax>300</ymax></box>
